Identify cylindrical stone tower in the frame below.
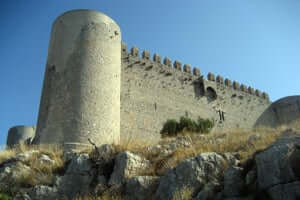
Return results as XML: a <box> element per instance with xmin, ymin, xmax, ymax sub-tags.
<box><xmin>6</xmin><ymin>126</ymin><xmax>36</xmax><ymax>148</ymax></box>
<box><xmin>34</xmin><ymin>10</ymin><xmax>121</xmax><ymax>149</ymax></box>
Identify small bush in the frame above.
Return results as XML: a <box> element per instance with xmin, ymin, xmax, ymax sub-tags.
<box><xmin>0</xmin><ymin>193</ymin><xmax>12</xmax><ymax>200</ymax></box>
<box><xmin>196</xmin><ymin>117</ymin><xmax>215</xmax><ymax>133</ymax></box>
<box><xmin>160</xmin><ymin>116</ymin><xmax>214</xmax><ymax>137</ymax></box>
<box><xmin>160</xmin><ymin>119</ymin><xmax>178</xmax><ymax>137</ymax></box>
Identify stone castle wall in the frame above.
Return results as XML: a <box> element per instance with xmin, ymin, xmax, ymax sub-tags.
<box><xmin>120</xmin><ymin>43</ymin><xmax>271</xmax><ymax>142</ymax></box>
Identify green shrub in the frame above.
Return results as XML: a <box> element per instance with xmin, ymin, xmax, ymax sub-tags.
<box><xmin>178</xmin><ymin>116</ymin><xmax>198</xmax><ymax>132</ymax></box>
<box><xmin>160</xmin><ymin>119</ymin><xmax>178</xmax><ymax>137</ymax></box>
<box><xmin>196</xmin><ymin>117</ymin><xmax>214</xmax><ymax>133</ymax></box>
<box><xmin>160</xmin><ymin>116</ymin><xmax>214</xmax><ymax>137</ymax></box>
<box><xmin>0</xmin><ymin>193</ymin><xmax>13</xmax><ymax>200</ymax></box>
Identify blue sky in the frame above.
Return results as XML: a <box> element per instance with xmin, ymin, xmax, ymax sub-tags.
<box><xmin>0</xmin><ymin>0</ymin><xmax>300</xmax><ymax>146</ymax></box>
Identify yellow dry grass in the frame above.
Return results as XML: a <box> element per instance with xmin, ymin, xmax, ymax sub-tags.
<box><xmin>0</xmin><ymin>143</ymin><xmax>64</xmax><ymax>187</ymax></box>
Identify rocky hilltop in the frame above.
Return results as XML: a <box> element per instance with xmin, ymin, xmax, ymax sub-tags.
<box><xmin>1</xmin><ymin>123</ymin><xmax>300</xmax><ymax>200</ymax></box>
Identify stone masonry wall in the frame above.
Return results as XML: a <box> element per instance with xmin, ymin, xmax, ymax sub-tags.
<box><xmin>120</xmin><ymin>43</ymin><xmax>271</xmax><ymax>142</ymax></box>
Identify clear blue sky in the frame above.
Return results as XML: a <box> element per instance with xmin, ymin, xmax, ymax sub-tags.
<box><xmin>1</xmin><ymin>0</ymin><xmax>300</xmax><ymax>146</ymax></box>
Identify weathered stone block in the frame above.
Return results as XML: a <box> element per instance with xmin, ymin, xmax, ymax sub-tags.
<box><xmin>131</xmin><ymin>46</ymin><xmax>139</xmax><ymax>57</ymax></box>
<box><xmin>193</xmin><ymin>67</ymin><xmax>200</xmax><ymax>76</ymax></box>
<box><xmin>121</xmin><ymin>42</ymin><xmax>128</xmax><ymax>54</ymax></box>
<box><xmin>142</xmin><ymin>50</ymin><xmax>150</xmax><ymax>60</ymax></box>
<box><xmin>173</xmin><ymin>60</ymin><xmax>182</xmax><ymax>71</ymax></box>
<box><xmin>233</xmin><ymin>81</ymin><xmax>240</xmax><ymax>90</ymax></box>
<box><xmin>207</xmin><ymin>72</ymin><xmax>215</xmax><ymax>81</ymax></box>
<box><xmin>216</xmin><ymin>75</ymin><xmax>224</xmax><ymax>84</ymax></box>
<box><xmin>163</xmin><ymin>57</ymin><xmax>172</xmax><ymax>67</ymax></box>
<box><xmin>153</xmin><ymin>53</ymin><xmax>161</xmax><ymax>63</ymax></box>
<box><xmin>255</xmin><ymin>89</ymin><xmax>262</xmax><ymax>97</ymax></box>
<box><xmin>183</xmin><ymin>64</ymin><xmax>191</xmax><ymax>73</ymax></box>
<box><xmin>262</xmin><ymin>92</ymin><xmax>269</xmax><ymax>100</ymax></box>
<box><xmin>248</xmin><ymin>87</ymin><xmax>255</xmax><ymax>94</ymax></box>
<box><xmin>225</xmin><ymin>79</ymin><xmax>232</xmax><ymax>87</ymax></box>
<box><xmin>240</xmin><ymin>84</ymin><xmax>247</xmax><ymax>92</ymax></box>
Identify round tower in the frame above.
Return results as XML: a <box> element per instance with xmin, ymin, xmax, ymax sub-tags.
<box><xmin>34</xmin><ymin>10</ymin><xmax>121</xmax><ymax>149</ymax></box>
<box><xmin>6</xmin><ymin>126</ymin><xmax>36</xmax><ymax>148</ymax></box>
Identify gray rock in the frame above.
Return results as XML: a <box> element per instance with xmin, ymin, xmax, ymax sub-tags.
<box><xmin>267</xmin><ymin>181</ymin><xmax>300</xmax><ymax>200</ymax></box>
<box><xmin>28</xmin><ymin>185</ymin><xmax>58</xmax><ymax>200</ymax></box>
<box><xmin>255</xmin><ymin>136</ymin><xmax>300</xmax><ymax>190</ymax></box>
<box><xmin>58</xmin><ymin>173</ymin><xmax>92</xmax><ymax>198</ymax></box>
<box><xmin>38</xmin><ymin>154</ymin><xmax>55</xmax><ymax>165</ymax></box>
<box><xmin>109</xmin><ymin>151</ymin><xmax>152</xmax><ymax>185</ymax></box>
<box><xmin>15</xmin><ymin>150</ymin><xmax>39</xmax><ymax>162</ymax></box>
<box><xmin>224</xmin><ymin>166</ymin><xmax>245</xmax><ymax>197</ymax></box>
<box><xmin>125</xmin><ymin>176</ymin><xmax>159</xmax><ymax>200</ymax></box>
<box><xmin>14</xmin><ymin>193</ymin><xmax>32</xmax><ymax>200</ymax></box>
<box><xmin>194</xmin><ymin>182</ymin><xmax>221</xmax><ymax>200</ymax></box>
<box><xmin>155</xmin><ymin>152</ymin><xmax>240</xmax><ymax>200</ymax></box>
<box><xmin>58</xmin><ymin>153</ymin><xmax>94</xmax><ymax>198</ymax></box>
<box><xmin>245</xmin><ymin>170</ymin><xmax>256</xmax><ymax>186</ymax></box>
<box><xmin>0</xmin><ymin>163</ymin><xmax>32</xmax><ymax>193</ymax></box>
<box><xmin>255</xmin><ymin>135</ymin><xmax>300</xmax><ymax>199</ymax></box>
<box><xmin>65</xmin><ymin>153</ymin><xmax>91</xmax><ymax>174</ymax></box>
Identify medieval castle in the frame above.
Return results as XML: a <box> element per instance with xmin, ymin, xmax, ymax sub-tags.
<box><xmin>6</xmin><ymin>9</ymin><xmax>300</xmax><ymax>149</ymax></box>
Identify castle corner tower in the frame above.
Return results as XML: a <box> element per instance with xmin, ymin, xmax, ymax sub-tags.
<box><xmin>34</xmin><ymin>10</ymin><xmax>121</xmax><ymax>149</ymax></box>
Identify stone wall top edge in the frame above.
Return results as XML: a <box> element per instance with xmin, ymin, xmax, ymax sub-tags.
<box><xmin>53</xmin><ymin>9</ymin><xmax>120</xmax><ymax>29</ymax></box>
<box><xmin>121</xmin><ymin>42</ymin><xmax>270</xmax><ymax>101</ymax></box>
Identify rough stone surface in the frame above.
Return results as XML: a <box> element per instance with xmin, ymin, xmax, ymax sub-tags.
<box><xmin>223</xmin><ymin>166</ymin><xmax>245</xmax><ymax>197</ymax></box>
<box><xmin>255</xmin><ymin>135</ymin><xmax>300</xmax><ymax>199</ymax></box>
<box><xmin>28</xmin><ymin>185</ymin><xmax>58</xmax><ymax>200</ymax></box>
<box><xmin>125</xmin><ymin>176</ymin><xmax>160</xmax><ymax>200</ymax></box>
<box><xmin>58</xmin><ymin>153</ymin><xmax>94</xmax><ymax>198</ymax></box>
<box><xmin>194</xmin><ymin>182</ymin><xmax>222</xmax><ymax>200</ymax></box>
<box><xmin>121</xmin><ymin>48</ymin><xmax>270</xmax><ymax>143</ymax></box>
<box><xmin>34</xmin><ymin>9</ymin><xmax>121</xmax><ymax>148</ymax></box>
<box><xmin>155</xmin><ymin>152</ymin><xmax>239</xmax><ymax>200</ymax></box>
<box><xmin>109</xmin><ymin>151</ymin><xmax>152</xmax><ymax>185</ymax></box>
<box><xmin>6</xmin><ymin>126</ymin><xmax>36</xmax><ymax>147</ymax></box>
<box><xmin>256</xmin><ymin>95</ymin><xmax>300</xmax><ymax>127</ymax></box>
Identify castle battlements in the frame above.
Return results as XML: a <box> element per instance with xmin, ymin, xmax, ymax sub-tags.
<box><xmin>121</xmin><ymin>42</ymin><xmax>269</xmax><ymax>101</ymax></box>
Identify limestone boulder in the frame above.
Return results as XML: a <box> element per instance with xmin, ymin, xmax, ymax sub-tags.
<box><xmin>155</xmin><ymin>152</ymin><xmax>240</xmax><ymax>200</ymax></box>
<box><xmin>58</xmin><ymin>153</ymin><xmax>95</xmax><ymax>198</ymax></box>
<box><xmin>0</xmin><ymin>162</ymin><xmax>32</xmax><ymax>194</ymax></box>
<box><xmin>109</xmin><ymin>151</ymin><xmax>152</xmax><ymax>185</ymax></box>
<box><xmin>28</xmin><ymin>185</ymin><xmax>58</xmax><ymax>200</ymax></box>
<box><xmin>125</xmin><ymin>176</ymin><xmax>160</xmax><ymax>200</ymax></box>
<box><xmin>223</xmin><ymin>166</ymin><xmax>245</xmax><ymax>198</ymax></box>
<box><xmin>255</xmin><ymin>135</ymin><xmax>300</xmax><ymax>199</ymax></box>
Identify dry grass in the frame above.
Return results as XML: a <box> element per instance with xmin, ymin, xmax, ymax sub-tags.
<box><xmin>1</xmin><ymin>121</ymin><xmax>300</xmax><ymax>199</ymax></box>
<box><xmin>173</xmin><ymin>186</ymin><xmax>194</xmax><ymax>200</ymax></box>
<box><xmin>0</xmin><ymin>143</ymin><xmax>64</xmax><ymax>188</ymax></box>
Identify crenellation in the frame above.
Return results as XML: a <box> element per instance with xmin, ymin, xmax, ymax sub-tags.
<box><xmin>131</xmin><ymin>46</ymin><xmax>139</xmax><ymax>57</ymax></box>
<box><xmin>153</xmin><ymin>53</ymin><xmax>161</xmax><ymax>63</ymax></box>
<box><xmin>233</xmin><ymin>81</ymin><xmax>240</xmax><ymax>90</ymax></box>
<box><xmin>248</xmin><ymin>87</ymin><xmax>255</xmax><ymax>95</ymax></box>
<box><xmin>216</xmin><ymin>75</ymin><xmax>224</xmax><ymax>84</ymax></box>
<box><xmin>207</xmin><ymin>72</ymin><xmax>215</xmax><ymax>81</ymax></box>
<box><xmin>183</xmin><ymin>64</ymin><xmax>191</xmax><ymax>74</ymax></box>
<box><xmin>193</xmin><ymin>67</ymin><xmax>200</xmax><ymax>76</ymax></box>
<box><xmin>142</xmin><ymin>50</ymin><xmax>150</xmax><ymax>60</ymax></box>
<box><xmin>240</xmin><ymin>84</ymin><xmax>247</xmax><ymax>92</ymax></box>
<box><xmin>121</xmin><ymin>42</ymin><xmax>128</xmax><ymax>54</ymax></box>
<box><xmin>262</xmin><ymin>92</ymin><xmax>269</xmax><ymax>100</ymax></box>
<box><xmin>163</xmin><ymin>57</ymin><xmax>172</xmax><ymax>67</ymax></box>
<box><xmin>173</xmin><ymin>60</ymin><xmax>182</xmax><ymax>71</ymax></box>
<box><xmin>225</xmin><ymin>79</ymin><xmax>232</xmax><ymax>87</ymax></box>
<box><xmin>255</xmin><ymin>89</ymin><xmax>262</xmax><ymax>97</ymax></box>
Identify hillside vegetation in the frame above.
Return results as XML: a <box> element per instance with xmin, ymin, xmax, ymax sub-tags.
<box><xmin>0</xmin><ymin>121</ymin><xmax>300</xmax><ymax>200</ymax></box>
